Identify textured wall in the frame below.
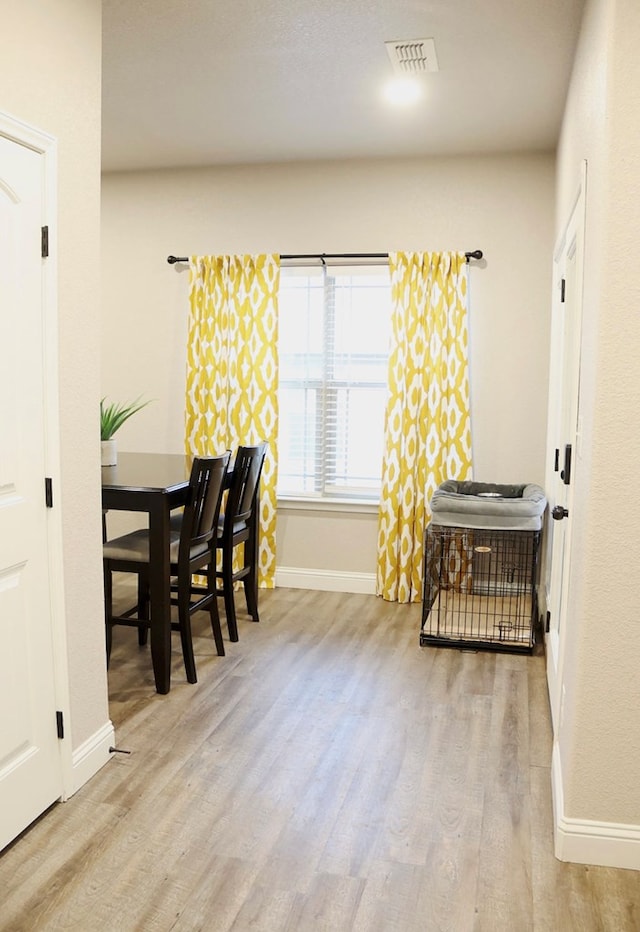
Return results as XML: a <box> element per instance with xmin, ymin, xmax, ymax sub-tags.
<box><xmin>0</xmin><ymin>1</ymin><xmax>108</xmax><ymax>750</ymax></box>
<box><xmin>555</xmin><ymin>0</ymin><xmax>640</xmax><ymax>826</ymax></box>
<box><xmin>101</xmin><ymin>154</ymin><xmax>554</xmax><ymax>575</ymax></box>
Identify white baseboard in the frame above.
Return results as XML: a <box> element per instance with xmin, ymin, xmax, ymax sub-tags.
<box><xmin>552</xmin><ymin>741</ymin><xmax>640</xmax><ymax>869</ymax></box>
<box><xmin>69</xmin><ymin>720</ymin><xmax>115</xmax><ymax>797</ymax></box>
<box><xmin>275</xmin><ymin>566</ymin><xmax>376</xmax><ymax>595</ymax></box>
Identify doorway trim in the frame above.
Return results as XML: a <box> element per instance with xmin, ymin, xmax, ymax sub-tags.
<box><xmin>0</xmin><ymin>108</ymin><xmax>73</xmax><ymax>799</ymax></box>
<box><xmin>543</xmin><ymin>160</ymin><xmax>587</xmax><ymax>735</ymax></box>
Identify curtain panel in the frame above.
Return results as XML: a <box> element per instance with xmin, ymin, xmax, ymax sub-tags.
<box><xmin>376</xmin><ymin>251</ymin><xmax>473</xmax><ymax>603</ymax></box>
<box><xmin>186</xmin><ymin>254</ymin><xmax>280</xmax><ymax>588</ymax></box>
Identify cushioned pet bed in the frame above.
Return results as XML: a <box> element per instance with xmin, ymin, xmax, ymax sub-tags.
<box><xmin>429</xmin><ymin>480</ymin><xmax>546</xmax><ymax>531</ymax></box>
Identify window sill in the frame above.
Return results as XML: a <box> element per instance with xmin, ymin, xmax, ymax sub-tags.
<box><xmin>277</xmin><ymin>496</ymin><xmax>379</xmax><ymax>516</ymax></box>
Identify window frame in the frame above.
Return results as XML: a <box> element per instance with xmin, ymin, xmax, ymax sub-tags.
<box><xmin>276</xmin><ymin>261</ymin><xmax>391</xmax><ymax>505</ymax></box>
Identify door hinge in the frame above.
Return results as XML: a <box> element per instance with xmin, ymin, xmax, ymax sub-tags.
<box><xmin>41</xmin><ymin>225</ymin><xmax>49</xmax><ymax>258</ymax></box>
<box><xmin>546</xmin><ymin>610</ymin><xmax>551</xmax><ymax>633</ymax></box>
<box><xmin>56</xmin><ymin>711</ymin><xmax>64</xmax><ymax>739</ymax></box>
<box><xmin>45</xmin><ymin>477</ymin><xmax>53</xmax><ymax>508</ymax></box>
<box><xmin>560</xmin><ymin>278</ymin><xmax>566</xmax><ymax>302</ymax></box>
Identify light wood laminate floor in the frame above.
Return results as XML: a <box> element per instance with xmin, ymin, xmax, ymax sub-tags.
<box><xmin>1</xmin><ymin>584</ymin><xmax>639</xmax><ymax>931</ymax></box>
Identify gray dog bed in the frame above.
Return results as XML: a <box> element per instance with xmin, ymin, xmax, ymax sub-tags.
<box><xmin>430</xmin><ymin>480</ymin><xmax>546</xmax><ymax>531</ymax></box>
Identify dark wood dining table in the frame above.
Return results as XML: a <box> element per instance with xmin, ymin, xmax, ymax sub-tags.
<box><xmin>102</xmin><ymin>453</ymin><xmax>191</xmax><ymax>693</ymax></box>
<box><xmin>101</xmin><ymin>451</ymin><xmax>256</xmax><ymax>694</ymax></box>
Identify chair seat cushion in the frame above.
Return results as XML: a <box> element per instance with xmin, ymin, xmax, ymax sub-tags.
<box><xmin>103</xmin><ymin>528</ymin><xmax>209</xmax><ymax>563</ymax></box>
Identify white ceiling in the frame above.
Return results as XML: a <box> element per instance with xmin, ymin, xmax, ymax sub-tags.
<box><xmin>102</xmin><ymin>0</ymin><xmax>586</xmax><ymax>173</ymax></box>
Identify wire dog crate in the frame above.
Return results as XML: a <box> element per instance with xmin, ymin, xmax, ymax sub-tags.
<box><xmin>420</xmin><ymin>481</ymin><xmax>546</xmax><ymax>654</ymax></box>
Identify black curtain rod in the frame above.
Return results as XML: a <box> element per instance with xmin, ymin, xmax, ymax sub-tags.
<box><xmin>167</xmin><ymin>250</ymin><xmax>483</xmax><ymax>265</ymax></box>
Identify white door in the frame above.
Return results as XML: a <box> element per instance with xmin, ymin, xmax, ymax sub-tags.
<box><xmin>545</xmin><ymin>163</ymin><xmax>586</xmax><ymax>731</ymax></box>
<box><xmin>0</xmin><ymin>129</ymin><xmax>63</xmax><ymax>850</ymax></box>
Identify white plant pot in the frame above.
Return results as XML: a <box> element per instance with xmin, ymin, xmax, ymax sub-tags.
<box><xmin>101</xmin><ymin>439</ymin><xmax>117</xmax><ymax>466</ymax></box>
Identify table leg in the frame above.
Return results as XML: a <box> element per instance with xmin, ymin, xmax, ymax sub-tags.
<box><xmin>148</xmin><ymin>498</ymin><xmax>172</xmax><ymax>694</ymax></box>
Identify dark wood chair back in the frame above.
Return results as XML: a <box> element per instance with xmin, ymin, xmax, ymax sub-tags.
<box><xmin>222</xmin><ymin>442</ymin><xmax>267</xmax><ymax>536</ymax></box>
<box><xmin>216</xmin><ymin>442</ymin><xmax>268</xmax><ymax>642</ymax></box>
<box><xmin>179</xmin><ymin>453</ymin><xmax>231</xmax><ymax>569</ymax></box>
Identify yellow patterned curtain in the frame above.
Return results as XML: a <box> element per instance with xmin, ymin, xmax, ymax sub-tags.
<box><xmin>376</xmin><ymin>251</ymin><xmax>473</xmax><ymax>603</ymax></box>
<box><xmin>185</xmin><ymin>254</ymin><xmax>280</xmax><ymax>588</ymax></box>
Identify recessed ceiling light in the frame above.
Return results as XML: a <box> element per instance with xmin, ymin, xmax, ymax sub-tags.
<box><xmin>383</xmin><ymin>76</ymin><xmax>423</xmax><ymax>106</ymax></box>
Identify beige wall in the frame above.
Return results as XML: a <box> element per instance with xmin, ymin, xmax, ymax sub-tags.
<box><xmin>0</xmin><ymin>1</ymin><xmax>108</xmax><ymax>750</ymax></box>
<box><xmin>102</xmin><ymin>154</ymin><xmax>554</xmax><ymax>578</ymax></box>
<box><xmin>555</xmin><ymin>0</ymin><xmax>640</xmax><ymax>828</ymax></box>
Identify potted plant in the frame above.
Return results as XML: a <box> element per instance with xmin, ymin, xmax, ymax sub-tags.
<box><xmin>100</xmin><ymin>396</ymin><xmax>150</xmax><ymax>466</ymax></box>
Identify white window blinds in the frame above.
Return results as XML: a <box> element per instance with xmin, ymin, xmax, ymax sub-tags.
<box><xmin>277</xmin><ymin>264</ymin><xmax>392</xmax><ymax>501</ymax></box>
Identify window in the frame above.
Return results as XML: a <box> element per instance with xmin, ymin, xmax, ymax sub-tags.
<box><xmin>277</xmin><ymin>264</ymin><xmax>392</xmax><ymax>501</ymax></box>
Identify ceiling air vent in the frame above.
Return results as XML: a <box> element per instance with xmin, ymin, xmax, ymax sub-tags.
<box><xmin>385</xmin><ymin>38</ymin><xmax>439</xmax><ymax>75</ymax></box>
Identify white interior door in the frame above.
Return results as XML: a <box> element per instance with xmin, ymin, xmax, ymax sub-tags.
<box><xmin>0</xmin><ymin>128</ymin><xmax>63</xmax><ymax>850</ymax></box>
<box><xmin>545</xmin><ymin>163</ymin><xmax>586</xmax><ymax>732</ymax></box>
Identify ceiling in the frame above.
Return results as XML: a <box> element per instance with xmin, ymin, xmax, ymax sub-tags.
<box><xmin>102</xmin><ymin>0</ymin><xmax>586</xmax><ymax>173</ymax></box>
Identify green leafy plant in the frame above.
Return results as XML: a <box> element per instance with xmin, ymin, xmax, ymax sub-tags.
<box><xmin>100</xmin><ymin>396</ymin><xmax>150</xmax><ymax>441</ymax></box>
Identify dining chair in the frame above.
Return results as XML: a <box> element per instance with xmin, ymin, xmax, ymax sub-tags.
<box><xmin>216</xmin><ymin>442</ymin><xmax>268</xmax><ymax>642</ymax></box>
<box><xmin>102</xmin><ymin>451</ymin><xmax>231</xmax><ymax>684</ymax></box>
